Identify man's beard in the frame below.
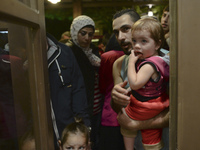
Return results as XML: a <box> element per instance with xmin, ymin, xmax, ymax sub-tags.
<box><xmin>120</xmin><ymin>41</ymin><xmax>132</xmax><ymax>55</ymax></box>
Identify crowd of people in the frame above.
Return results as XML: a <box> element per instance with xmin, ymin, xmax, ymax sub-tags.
<box><xmin>0</xmin><ymin>5</ymin><xmax>170</xmax><ymax>150</ymax></box>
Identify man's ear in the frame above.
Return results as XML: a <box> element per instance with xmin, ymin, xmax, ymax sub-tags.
<box><xmin>58</xmin><ymin>140</ymin><xmax>62</xmax><ymax>150</ymax></box>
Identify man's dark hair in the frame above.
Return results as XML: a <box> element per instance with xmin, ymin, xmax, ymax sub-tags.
<box><xmin>113</xmin><ymin>8</ymin><xmax>140</xmax><ymax>23</ymax></box>
<box><xmin>163</xmin><ymin>5</ymin><xmax>169</xmax><ymax>12</ymax></box>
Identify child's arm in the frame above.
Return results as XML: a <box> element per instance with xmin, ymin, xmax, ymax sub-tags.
<box><xmin>128</xmin><ymin>50</ymin><xmax>156</xmax><ymax>90</ymax></box>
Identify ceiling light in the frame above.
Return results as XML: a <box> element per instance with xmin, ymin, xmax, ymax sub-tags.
<box><xmin>148</xmin><ymin>11</ymin><xmax>153</xmax><ymax>16</ymax></box>
<box><xmin>48</xmin><ymin>0</ymin><xmax>61</xmax><ymax>4</ymax></box>
<box><xmin>148</xmin><ymin>4</ymin><xmax>152</xmax><ymax>9</ymax></box>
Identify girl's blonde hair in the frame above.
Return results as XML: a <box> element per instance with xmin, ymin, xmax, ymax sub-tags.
<box><xmin>132</xmin><ymin>17</ymin><xmax>165</xmax><ymax>53</ymax></box>
<box><xmin>60</xmin><ymin>117</ymin><xmax>90</xmax><ymax>147</ymax></box>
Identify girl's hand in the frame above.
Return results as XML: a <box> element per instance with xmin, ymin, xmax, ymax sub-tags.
<box><xmin>129</xmin><ymin>49</ymin><xmax>141</xmax><ymax>64</ymax></box>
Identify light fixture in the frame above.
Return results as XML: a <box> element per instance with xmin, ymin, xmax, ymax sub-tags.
<box><xmin>148</xmin><ymin>11</ymin><xmax>153</xmax><ymax>16</ymax></box>
<box><xmin>148</xmin><ymin>4</ymin><xmax>153</xmax><ymax>9</ymax></box>
<box><xmin>48</xmin><ymin>0</ymin><xmax>61</xmax><ymax>4</ymax></box>
<box><xmin>148</xmin><ymin>4</ymin><xmax>153</xmax><ymax>16</ymax></box>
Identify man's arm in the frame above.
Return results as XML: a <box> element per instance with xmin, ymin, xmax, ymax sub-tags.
<box><xmin>117</xmin><ymin>107</ymin><xmax>169</xmax><ymax>130</ymax></box>
<box><xmin>111</xmin><ymin>56</ymin><xmax>130</xmax><ymax>113</ymax></box>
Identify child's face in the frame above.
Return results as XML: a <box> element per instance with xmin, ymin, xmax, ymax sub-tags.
<box><xmin>132</xmin><ymin>30</ymin><xmax>159</xmax><ymax>59</ymax></box>
<box><xmin>21</xmin><ymin>139</ymin><xmax>36</xmax><ymax>150</ymax></box>
<box><xmin>60</xmin><ymin>132</ymin><xmax>88</xmax><ymax>150</ymax></box>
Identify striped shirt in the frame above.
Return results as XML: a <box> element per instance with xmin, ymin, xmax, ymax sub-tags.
<box><xmin>93</xmin><ymin>72</ymin><xmax>102</xmax><ymax>115</ymax></box>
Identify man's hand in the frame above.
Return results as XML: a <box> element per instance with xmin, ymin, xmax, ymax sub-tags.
<box><xmin>111</xmin><ymin>81</ymin><xmax>130</xmax><ymax>106</ymax></box>
<box><xmin>117</xmin><ymin>108</ymin><xmax>138</xmax><ymax>131</ymax></box>
<box><xmin>111</xmin><ymin>81</ymin><xmax>131</xmax><ymax>113</ymax></box>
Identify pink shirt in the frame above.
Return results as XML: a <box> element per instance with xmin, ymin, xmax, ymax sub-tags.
<box><xmin>99</xmin><ymin>50</ymin><xmax>124</xmax><ymax>126</ymax></box>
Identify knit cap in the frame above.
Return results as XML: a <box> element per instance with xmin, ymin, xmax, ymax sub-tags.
<box><xmin>70</xmin><ymin>15</ymin><xmax>95</xmax><ymax>47</ymax></box>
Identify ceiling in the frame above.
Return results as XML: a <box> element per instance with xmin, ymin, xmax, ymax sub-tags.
<box><xmin>44</xmin><ymin>0</ymin><xmax>169</xmax><ymax>10</ymax></box>
<box><xmin>44</xmin><ymin>0</ymin><xmax>169</xmax><ymax>39</ymax></box>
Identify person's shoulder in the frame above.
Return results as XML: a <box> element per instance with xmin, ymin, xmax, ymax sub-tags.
<box><xmin>58</xmin><ymin>41</ymin><xmax>72</xmax><ymax>50</ymax></box>
<box><xmin>160</xmin><ymin>48</ymin><xmax>169</xmax><ymax>55</ymax></box>
<box><xmin>113</xmin><ymin>55</ymin><xmax>125</xmax><ymax>68</ymax></box>
<box><xmin>57</xmin><ymin>42</ymin><xmax>75</xmax><ymax>58</ymax></box>
<box><xmin>145</xmin><ymin>55</ymin><xmax>169</xmax><ymax>65</ymax></box>
<box><xmin>116</xmin><ymin>55</ymin><xmax>126</xmax><ymax>63</ymax></box>
<box><xmin>101</xmin><ymin>51</ymin><xmax>124</xmax><ymax>65</ymax></box>
<box><xmin>101</xmin><ymin>50</ymin><xmax>115</xmax><ymax>57</ymax></box>
<box><xmin>149</xmin><ymin>54</ymin><xmax>170</xmax><ymax>66</ymax></box>
<box><xmin>101</xmin><ymin>50</ymin><xmax>124</xmax><ymax>58</ymax></box>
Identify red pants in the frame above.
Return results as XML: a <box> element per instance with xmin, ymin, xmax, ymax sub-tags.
<box><xmin>125</xmin><ymin>93</ymin><xmax>169</xmax><ymax>145</ymax></box>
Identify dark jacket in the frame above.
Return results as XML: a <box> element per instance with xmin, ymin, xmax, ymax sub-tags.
<box><xmin>70</xmin><ymin>42</ymin><xmax>100</xmax><ymax>117</ymax></box>
<box><xmin>47</xmin><ymin>34</ymin><xmax>90</xmax><ymax>139</ymax></box>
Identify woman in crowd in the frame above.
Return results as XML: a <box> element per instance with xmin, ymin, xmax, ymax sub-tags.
<box><xmin>69</xmin><ymin>15</ymin><xmax>103</xmax><ymax>150</ymax></box>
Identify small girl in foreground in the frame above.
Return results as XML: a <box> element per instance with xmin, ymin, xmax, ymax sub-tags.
<box><xmin>120</xmin><ymin>17</ymin><xmax>169</xmax><ymax>150</ymax></box>
<box><xmin>59</xmin><ymin>117</ymin><xmax>91</xmax><ymax>150</ymax></box>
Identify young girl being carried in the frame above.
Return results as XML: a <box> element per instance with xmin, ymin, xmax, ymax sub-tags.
<box><xmin>120</xmin><ymin>17</ymin><xmax>169</xmax><ymax>150</ymax></box>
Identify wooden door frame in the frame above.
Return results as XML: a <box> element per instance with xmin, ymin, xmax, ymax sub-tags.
<box><xmin>169</xmin><ymin>0</ymin><xmax>178</xmax><ymax>149</ymax></box>
<box><xmin>0</xmin><ymin>0</ymin><xmax>54</xmax><ymax>149</ymax></box>
<box><xmin>170</xmin><ymin>0</ymin><xmax>200</xmax><ymax>149</ymax></box>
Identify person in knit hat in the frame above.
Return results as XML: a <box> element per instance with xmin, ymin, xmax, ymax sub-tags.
<box><xmin>69</xmin><ymin>15</ymin><xmax>103</xmax><ymax>150</ymax></box>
